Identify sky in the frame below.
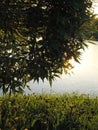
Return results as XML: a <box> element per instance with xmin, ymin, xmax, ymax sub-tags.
<box><xmin>93</xmin><ymin>0</ymin><xmax>98</xmax><ymax>15</ymax></box>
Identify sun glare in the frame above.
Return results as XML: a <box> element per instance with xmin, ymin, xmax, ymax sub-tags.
<box><xmin>93</xmin><ymin>1</ymin><xmax>98</xmax><ymax>16</ymax></box>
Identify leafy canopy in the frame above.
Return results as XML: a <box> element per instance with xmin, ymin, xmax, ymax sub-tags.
<box><xmin>0</xmin><ymin>0</ymin><xmax>94</xmax><ymax>94</ymax></box>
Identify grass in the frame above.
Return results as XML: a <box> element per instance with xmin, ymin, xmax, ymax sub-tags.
<box><xmin>1</xmin><ymin>93</ymin><xmax>98</xmax><ymax>130</ymax></box>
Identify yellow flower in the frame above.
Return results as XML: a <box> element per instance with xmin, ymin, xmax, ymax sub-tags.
<box><xmin>14</xmin><ymin>117</ymin><xmax>19</xmax><ymax>121</ymax></box>
<box><xmin>21</xmin><ymin>108</ymin><xmax>24</xmax><ymax>112</ymax></box>
<box><xmin>69</xmin><ymin>103</ymin><xmax>74</xmax><ymax>108</ymax></box>
<box><xmin>43</xmin><ymin>121</ymin><xmax>48</xmax><ymax>125</ymax></box>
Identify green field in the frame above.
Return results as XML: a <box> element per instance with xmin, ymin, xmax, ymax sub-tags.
<box><xmin>1</xmin><ymin>93</ymin><xmax>98</xmax><ymax>130</ymax></box>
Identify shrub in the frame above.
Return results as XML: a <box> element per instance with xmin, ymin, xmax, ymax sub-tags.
<box><xmin>1</xmin><ymin>94</ymin><xmax>98</xmax><ymax>130</ymax></box>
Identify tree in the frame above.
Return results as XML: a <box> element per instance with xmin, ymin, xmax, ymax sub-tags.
<box><xmin>0</xmin><ymin>0</ymin><xmax>94</xmax><ymax>95</ymax></box>
<box><xmin>91</xmin><ymin>17</ymin><xmax>98</xmax><ymax>40</ymax></box>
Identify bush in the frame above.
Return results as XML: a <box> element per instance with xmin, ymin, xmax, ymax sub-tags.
<box><xmin>1</xmin><ymin>94</ymin><xmax>98</xmax><ymax>130</ymax></box>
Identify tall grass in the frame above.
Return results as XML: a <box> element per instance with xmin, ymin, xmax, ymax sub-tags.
<box><xmin>1</xmin><ymin>93</ymin><xmax>98</xmax><ymax>130</ymax></box>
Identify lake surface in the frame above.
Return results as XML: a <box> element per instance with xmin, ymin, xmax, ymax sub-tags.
<box><xmin>25</xmin><ymin>41</ymin><xmax>98</xmax><ymax>96</ymax></box>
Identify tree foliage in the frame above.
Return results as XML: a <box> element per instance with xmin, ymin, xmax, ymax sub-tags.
<box><xmin>91</xmin><ymin>17</ymin><xmax>98</xmax><ymax>40</ymax></box>
<box><xmin>0</xmin><ymin>0</ymin><xmax>94</xmax><ymax>94</ymax></box>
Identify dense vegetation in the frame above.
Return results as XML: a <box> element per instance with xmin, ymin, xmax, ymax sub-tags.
<box><xmin>0</xmin><ymin>0</ymin><xmax>94</xmax><ymax>94</ymax></box>
<box><xmin>1</xmin><ymin>94</ymin><xmax>98</xmax><ymax>130</ymax></box>
<box><xmin>92</xmin><ymin>18</ymin><xmax>98</xmax><ymax>40</ymax></box>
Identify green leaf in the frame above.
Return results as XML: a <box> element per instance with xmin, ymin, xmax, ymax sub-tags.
<box><xmin>26</xmin><ymin>85</ymin><xmax>31</xmax><ymax>91</ymax></box>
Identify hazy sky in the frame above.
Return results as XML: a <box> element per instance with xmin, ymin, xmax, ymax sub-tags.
<box><xmin>93</xmin><ymin>0</ymin><xmax>98</xmax><ymax>15</ymax></box>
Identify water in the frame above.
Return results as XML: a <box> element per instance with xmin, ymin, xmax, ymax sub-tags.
<box><xmin>25</xmin><ymin>41</ymin><xmax>98</xmax><ymax>96</ymax></box>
